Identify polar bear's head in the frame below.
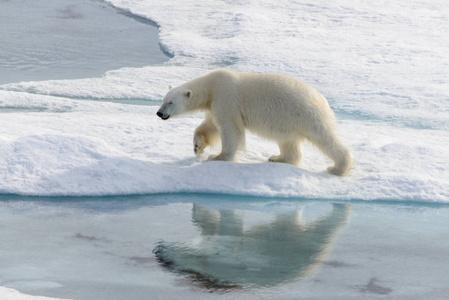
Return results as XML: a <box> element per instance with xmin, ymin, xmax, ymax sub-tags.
<box><xmin>157</xmin><ymin>86</ymin><xmax>192</xmax><ymax>120</ymax></box>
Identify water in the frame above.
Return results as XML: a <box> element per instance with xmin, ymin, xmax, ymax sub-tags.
<box><xmin>0</xmin><ymin>0</ymin><xmax>168</xmax><ymax>84</ymax></box>
<box><xmin>0</xmin><ymin>194</ymin><xmax>448</xmax><ymax>300</ymax></box>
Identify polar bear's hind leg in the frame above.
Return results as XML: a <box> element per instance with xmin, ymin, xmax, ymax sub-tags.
<box><xmin>309</xmin><ymin>131</ymin><xmax>353</xmax><ymax>176</ymax></box>
<box><xmin>269</xmin><ymin>140</ymin><xmax>303</xmax><ymax>166</ymax></box>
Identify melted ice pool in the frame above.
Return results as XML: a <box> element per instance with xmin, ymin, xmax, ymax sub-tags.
<box><xmin>0</xmin><ymin>0</ymin><xmax>168</xmax><ymax>84</ymax></box>
<box><xmin>0</xmin><ymin>194</ymin><xmax>448</xmax><ymax>300</ymax></box>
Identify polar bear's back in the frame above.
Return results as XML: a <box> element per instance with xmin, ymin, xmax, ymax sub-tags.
<box><xmin>214</xmin><ymin>70</ymin><xmax>337</xmax><ymax>141</ymax></box>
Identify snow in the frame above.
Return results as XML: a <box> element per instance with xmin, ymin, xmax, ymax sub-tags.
<box><xmin>0</xmin><ymin>286</ymin><xmax>69</xmax><ymax>300</ymax></box>
<box><xmin>0</xmin><ymin>89</ymin><xmax>447</xmax><ymax>200</ymax></box>
<box><xmin>0</xmin><ymin>0</ymin><xmax>448</xmax><ymax>200</ymax></box>
<box><xmin>0</xmin><ymin>0</ymin><xmax>448</xmax><ymax>297</ymax></box>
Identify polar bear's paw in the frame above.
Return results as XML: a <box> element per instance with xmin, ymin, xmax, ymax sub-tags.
<box><xmin>327</xmin><ymin>165</ymin><xmax>349</xmax><ymax>176</ymax></box>
<box><xmin>193</xmin><ymin>134</ymin><xmax>207</xmax><ymax>157</ymax></box>
<box><xmin>268</xmin><ymin>154</ymin><xmax>283</xmax><ymax>163</ymax></box>
<box><xmin>269</xmin><ymin>154</ymin><xmax>301</xmax><ymax>166</ymax></box>
<box><xmin>208</xmin><ymin>153</ymin><xmax>234</xmax><ymax>162</ymax></box>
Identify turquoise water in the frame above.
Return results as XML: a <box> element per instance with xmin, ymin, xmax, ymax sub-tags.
<box><xmin>0</xmin><ymin>194</ymin><xmax>448</xmax><ymax>300</ymax></box>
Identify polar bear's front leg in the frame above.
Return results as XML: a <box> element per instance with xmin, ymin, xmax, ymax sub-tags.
<box><xmin>208</xmin><ymin>120</ymin><xmax>244</xmax><ymax>162</ymax></box>
<box><xmin>193</xmin><ymin>115</ymin><xmax>220</xmax><ymax>157</ymax></box>
<box><xmin>193</xmin><ymin>134</ymin><xmax>207</xmax><ymax>156</ymax></box>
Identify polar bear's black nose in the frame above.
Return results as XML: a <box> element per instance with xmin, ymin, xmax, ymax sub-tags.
<box><xmin>157</xmin><ymin>111</ymin><xmax>170</xmax><ymax>120</ymax></box>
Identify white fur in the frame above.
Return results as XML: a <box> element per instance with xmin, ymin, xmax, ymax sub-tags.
<box><xmin>157</xmin><ymin>69</ymin><xmax>353</xmax><ymax>175</ymax></box>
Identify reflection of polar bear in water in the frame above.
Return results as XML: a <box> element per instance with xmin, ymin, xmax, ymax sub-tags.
<box><xmin>157</xmin><ymin>69</ymin><xmax>353</xmax><ymax>175</ymax></box>
<box><xmin>154</xmin><ymin>204</ymin><xmax>352</xmax><ymax>289</ymax></box>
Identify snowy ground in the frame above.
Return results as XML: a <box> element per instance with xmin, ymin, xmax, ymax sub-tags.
<box><xmin>0</xmin><ymin>0</ymin><xmax>448</xmax><ymax>201</ymax></box>
<box><xmin>0</xmin><ymin>0</ymin><xmax>448</xmax><ymax>299</ymax></box>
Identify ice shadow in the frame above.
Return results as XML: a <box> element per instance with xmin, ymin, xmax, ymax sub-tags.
<box><xmin>154</xmin><ymin>203</ymin><xmax>352</xmax><ymax>290</ymax></box>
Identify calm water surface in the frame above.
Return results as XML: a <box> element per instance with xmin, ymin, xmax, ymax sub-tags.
<box><xmin>0</xmin><ymin>0</ymin><xmax>168</xmax><ymax>84</ymax></box>
<box><xmin>0</xmin><ymin>194</ymin><xmax>448</xmax><ymax>300</ymax></box>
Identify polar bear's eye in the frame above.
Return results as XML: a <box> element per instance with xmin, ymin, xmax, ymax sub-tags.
<box><xmin>168</xmin><ymin>101</ymin><xmax>173</xmax><ymax>105</ymax></box>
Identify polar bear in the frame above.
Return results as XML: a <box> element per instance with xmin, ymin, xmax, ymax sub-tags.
<box><xmin>156</xmin><ymin>69</ymin><xmax>353</xmax><ymax>175</ymax></box>
<box><xmin>154</xmin><ymin>204</ymin><xmax>352</xmax><ymax>288</ymax></box>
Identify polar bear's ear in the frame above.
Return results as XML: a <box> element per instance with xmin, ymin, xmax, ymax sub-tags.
<box><xmin>185</xmin><ymin>90</ymin><xmax>192</xmax><ymax>98</ymax></box>
<box><xmin>168</xmin><ymin>85</ymin><xmax>173</xmax><ymax>90</ymax></box>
